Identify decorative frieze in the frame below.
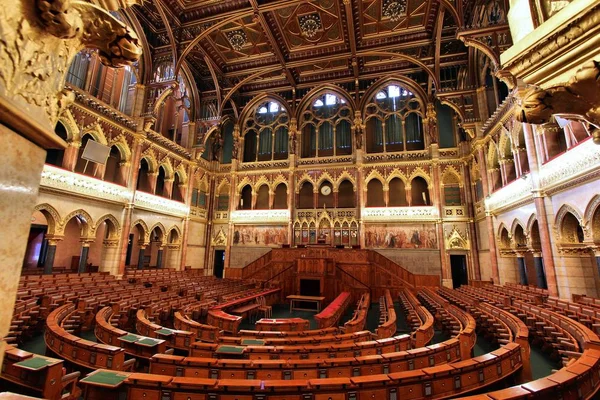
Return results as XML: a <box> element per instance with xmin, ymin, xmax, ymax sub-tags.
<box><xmin>485</xmin><ymin>175</ymin><xmax>533</xmax><ymax>212</ymax></box>
<box><xmin>539</xmin><ymin>139</ymin><xmax>600</xmax><ymax>189</ymax></box>
<box><xmin>133</xmin><ymin>191</ymin><xmax>189</xmax><ymax>217</ymax></box>
<box><xmin>361</xmin><ymin>207</ymin><xmax>439</xmax><ymax>222</ymax></box>
<box><xmin>230</xmin><ymin>209</ymin><xmax>290</xmax><ymax>224</ymax></box>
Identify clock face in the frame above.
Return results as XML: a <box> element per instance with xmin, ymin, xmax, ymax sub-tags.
<box><xmin>320</xmin><ymin>186</ymin><xmax>332</xmax><ymax>196</ymax></box>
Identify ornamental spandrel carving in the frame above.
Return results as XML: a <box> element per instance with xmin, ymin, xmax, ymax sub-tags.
<box><xmin>0</xmin><ymin>1</ymin><xmax>142</xmax><ymax>135</ymax></box>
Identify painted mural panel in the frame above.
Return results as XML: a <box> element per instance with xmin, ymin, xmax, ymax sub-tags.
<box><xmin>233</xmin><ymin>225</ymin><xmax>288</xmax><ymax>246</ymax></box>
<box><xmin>365</xmin><ymin>224</ymin><xmax>438</xmax><ymax>249</ymax></box>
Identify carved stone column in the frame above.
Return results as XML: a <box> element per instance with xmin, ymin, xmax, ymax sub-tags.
<box><xmin>516</xmin><ymin>253</ymin><xmax>528</xmax><ymax>285</ymax></box>
<box><xmin>156</xmin><ymin>246</ymin><xmax>164</xmax><ymax>269</ymax></box>
<box><xmin>43</xmin><ymin>236</ymin><xmax>63</xmax><ymax>275</ymax></box>
<box><xmin>147</xmin><ymin>172</ymin><xmax>158</xmax><ymax>194</ymax></box>
<box><xmin>78</xmin><ymin>239</ymin><xmax>94</xmax><ymax>273</ymax></box>
<box><xmin>62</xmin><ymin>142</ymin><xmax>81</xmax><ymax>171</ymax></box>
<box><xmin>137</xmin><ymin>244</ymin><xmax>147</xmax><ymax>270</ymax></box>
<box><xmin>166</xmin><ymin>244</ymin><xmax>181</xmax><ymax>269</ymax></box>
<box><xmin>179</xmin><ymin>164</ymin><xmax>195</xmax><ymax>271</ymax></box>
<box><xmin>522</xmin><ymin>123</ymin><xmax>559</xmax><ymax>296</ymax></box>
<box><xmin>532</xmin><ymin>252</ymin><xmax>547</xmax><ymax>289</ymax></box>
<box><xmin>100</xmin><ymin>239</ymin><xmax>120</xmax><ymax>275</ymax></box>
<box><xmin>164</xmin><ymin>177</ymin><xmax>174</xmax><ymax>199</ymax></box>
<box><xmin>0</xmin><ymin>0</ymin><xmax>142</xmax><ymax>365</ymax></box>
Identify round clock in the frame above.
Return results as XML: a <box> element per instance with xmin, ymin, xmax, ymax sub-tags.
<box><xmin>320</xmin><ymin>185</ymin><xmax>332</xmax><ymax>196</ymax></box>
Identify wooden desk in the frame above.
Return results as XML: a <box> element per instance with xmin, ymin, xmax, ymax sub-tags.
<box><xmin>287</xmin><ymin>295</ymin><xmax>326</xmax><ymax>312</ymax></box>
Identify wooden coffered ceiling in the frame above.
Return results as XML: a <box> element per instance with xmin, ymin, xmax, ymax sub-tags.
<box><xmin>132</xmin><ymin>0</ymin><xmax>476</xmax><ymax>96</ymax></box>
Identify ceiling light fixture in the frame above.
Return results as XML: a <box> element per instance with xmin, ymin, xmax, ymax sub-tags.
<box><xmin>299</xmin><ymin>13</ymin><xmax>322</xmax><ymax>38</ymax></box>
<box><xmin>226</xmin><ymin>30</ymin><xmax>247</xmax><ymax>51</ymax></box>
<box><xmin>382</xmin><ymin>0</ymin><xmax>407</xmax><ymax>22</ymax></box>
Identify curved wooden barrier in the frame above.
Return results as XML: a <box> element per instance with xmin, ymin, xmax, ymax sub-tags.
<box><xmin>344</xmin><ymin>292</ymin><xmax>370</xmax><ymax>333</ymax></box>
<box><xmin>81</xmin><ymin>342</ymin><xmax>522</xmax><ymax>399</ymax></box>
<box><xmin>376</xmin><ymin>289</ymin><xmax>397</xmax><ymax>338</ymax></box>
<box><xmin>46</xmin><ymin>304</ymin><xmax>129</xmax><ymax>371</ymax></box>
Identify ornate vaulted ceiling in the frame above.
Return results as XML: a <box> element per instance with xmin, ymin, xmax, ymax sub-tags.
<box><xmin>131</xmin><ymin>0</ymin><xmax>505</xmax><ymax>103</ymax></box>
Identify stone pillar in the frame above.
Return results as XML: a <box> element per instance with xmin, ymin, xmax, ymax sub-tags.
<box><xmin>405</xmin><ymin>185</ymin><xmax>412</xmax><ymax>206</ymax></box>
<box><xmin>156</xmin><ymin>247</ymin><xmax>164</xmax><ymax>269</ymax></box>
<box><xmin>383</xmin><ymin>188</ymin><xmax>389</xmax><ymax>207</ymax></box>
<box><xmin>522</xmin><ymin>123</ymin><xmax>559</xmax><ymax>297</ymax></box>
<box><xmin>164</xmin><ymin>178</ymin><xmax>174</xmax><ymax>199</ymax></box>
<box><xmin>117</xmin><ymin>161</ymin><xmax>131</xmax><ymax>187</ymax></box>
<box><xmin>78</xmin><ymin>241</ymin><xmax>92</xmax><ymax>273</ymax></box>
<box><xmin>137</xmin><ymin>245</ymin><xmax>146</xmax><ymax>270</ymax></box>
<box><xmin>100</xmin><ymin>239</ymin><xmax>120</xmax><ymax>275</ymax></box>
<box><xmin>477</xmin><ymin>146</ymin><xmax>500</xmax><ymax>283</ymax></box>
<box><xmin>533</xmin><ymin>252</ymin><xmax>548</xmax><ymax>289</ymax></box>
<box><xmin>486</xmin><ymin>213</ymin><xmax>500</xmax><ymax>283</ymax></box>
<box><xmin>62</xmin><ymin>143</ymin><xmax>80</xmax><ymax>171</ymax></box>
<box><xmin>313</xmin><ymin>190</ymin><xmax>319</xmax><ymax>209</ymax></box>
<box><xmin>148</xmin><ymin>172</ymin><xmax>158</xmax><ymax>194</ymax></box>
<box><xmin>43</xmin><ymin>236</ymin><xmax>63</xmax><ymax>275</ymax></box>
<box><xmin>517</xmin><ymin>254</ymin><xmax>528</xmax><ymax>285</ymax></box>
<box><xmin>166</xmin><ymin>244</ymin><xmax>181</xmax><ymax>269</ymax></box>
<box><xmin>0</xmin><ymin>0</ymin><xmax>141</xmax><ymax>367</ymax></box>
<box><xmin>462</xmin><ymin>163</ymin><xmax>481</xmax><ymax>280</ymax></box>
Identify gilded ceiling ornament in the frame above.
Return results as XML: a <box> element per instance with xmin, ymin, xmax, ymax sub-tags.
<box><xmin>382</xmin><ymin>0</ymin><xmax>407</xmax><ymax>22</ymax></box>
<box><xmin>298</xmin><ymin>13</ymin><xmax>322</xmax><ymax>38</ymax></box>
<box><xmin>226</xmin><ymin>29</ymin><xmax>247</xmax><ymax>51</ymax></box>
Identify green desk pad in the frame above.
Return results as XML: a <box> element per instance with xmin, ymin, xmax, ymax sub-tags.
<box><xmin>14</xmin><ymin>357</ymin><xmax>56</xmax><ymax>370</ymax></box>
<box><xmin>137</xmin><ymin>338</ymin><xmax>162</xmax><ymax>346</ymax></box>
<box><xmin>118</xmin><ymin>334</ymin><xmax>141</xmax><ymax>343</ymax></box>
<box><xmin>81</xmin><ymin>370</ymin><xmax>129</xmax><ymax>387</ymax></box>
<box><xmin>216</xmin><ymin>345</ymin><xmax>245</xmax><ymax>354</ymax></box>
<box><xmin>241</xmin><ymin>339</ymin><xmax>265</xmax><ymax>346</ymax></box>
<box><xmin>155</xmin><ymin>328</ymin><xmax>174</xmax><ymax>336</ymax></box>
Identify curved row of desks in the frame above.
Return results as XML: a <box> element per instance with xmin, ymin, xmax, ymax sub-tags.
<box><xmin>81</xmin><ymin>342</ymin><xmax>523</xmax><ymax>400</ymax></box>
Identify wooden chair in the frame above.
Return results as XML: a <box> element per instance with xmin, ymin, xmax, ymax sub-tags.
<box><xmin>257</xmin><ymin>296</ymin><xmax>272</xmax><ymax>319</ymax></box>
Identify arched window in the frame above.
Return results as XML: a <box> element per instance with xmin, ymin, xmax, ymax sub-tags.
<box><xmin>561</xmin><ymin>213</ymin><xmax>584</xmax><ymax>244</ymax></box>
<box><xmin>365</xmin><ymin>84</ymin><xmax>424</xmax><ymax>153</ymax></box>
<box><xmin>172</xmin><ymin>172</ymin><xmax>184</xmax><ymax>202</ymax></box>
<box><xmin>318</xmin><ymin>181</ymin><xmax>334</xmax><ymax>208</ymax></box>
<box><xmin>221</xmin><ymin>120</ymin><xmax>234</xmax><ymax>164</ymax></box>
<box><xmin>411</xmin><ymin>177</ymin><xmax>429</xmax><ymax>206</ymax></box>
<box><xmin>298</xmin><ymin>182</ymin><xmax>314</xmax><ymax>209</ymax></box>
<box><xmin>240</xmin><ymin>185</ymin><xmax>252</xmax><ymax>210</ymax></box>
<box><xmin>337</xmin><ymin>180</ymin><xmax>355</xmax><ymax>208</ymax></box>
<box><xmin>514</xmin><ymin>225</ymin><xmax>527</xmax><ymax>248</ymax></box>
<box><xmin>366</xmin><ymin>180</ymin><xmax>384</xmax><ymax>207</ymax></box>
<box><xmin>191</xmin><ymin>181</ymin><xmax>208</xmax><ymax>209</ymax></box>
<box><xmin>104</xmin><ymin>146</ymin><xmax>123</xmax><ymax>185</ymax></box>
<box><xmin>156</xmin><ymin>166</ymin><xmax>167</xmax><ymax>197</ymax></box>
<box><xmin>243</xmin><ymin>101</ymin><xmax>288</xmax><ymax>162</ymax></box>
<box><xmin>499</xmin><ymin>227</ymin><xmax>511</xmax><ymax>249</ymax></box>
<box><xmin>74</xmin><ymin>134</ymin><xmax>97</xmax><ymax>177</ymax></box>
<box><xmin>137</xmin><ymin>158</ymin><xmax>151</xmax><ymax>193</ymax></box>
<box><xmin>46</xmin><ymin>122</ymin><xmax>68</xmax><ymax>167</ymax></box>
<box><xmin>300</xmin><ymin>93</ymin><xmax>352</xmax><ymax>158</ymax></box>
<box><xmin>217</xmin><ymin>184</ymin><xmax>230</xmax><ymax>211</ymax></box>
<box><xmin>443</xmin><ymin>173</ymin><xmax>462</xmax><ymax>206</ymax></box>
<box><xmin>273</xmin><ymin>184</ymin><xmax>287</xmax><ymax>209</ymax></box>
<box><xmin>255</xmin><ymin>185</ymin><xmax>270</xmax><ymax>209</ymax></box>
<box><xmin>388</xmin><ymin>178</ymin><xmax>407</xmax><ymax>207</ymax></box>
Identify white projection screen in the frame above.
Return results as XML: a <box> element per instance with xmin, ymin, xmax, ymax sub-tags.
<box><xmin>81</xmin><ymin>140</ymin><xmax>111</xmax><ymax>165</ymax></box>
